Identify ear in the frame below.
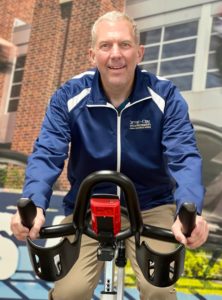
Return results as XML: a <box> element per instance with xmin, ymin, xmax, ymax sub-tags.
<box><xmin>136</xmin><ymin>45</ymin><xmax>144</xmax><ymax>64</ymax></box>
<box><xmin>89</xmin><ymin>48</ymin><xmax>96</xmax><ymax>67</ymax></box>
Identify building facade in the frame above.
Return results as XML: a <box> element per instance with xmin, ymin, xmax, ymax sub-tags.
<box><xmin>126</xmin><ymin>0</ymin><xmax>222</xmax><ymax>125</ymax></box>
<box><xmin>0</xmin><ymin>0</ymin><xmax>222</xmax><ymax>190</ymax></box>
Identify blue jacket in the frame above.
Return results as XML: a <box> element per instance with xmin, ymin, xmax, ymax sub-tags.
<box><xmin>23</xmin><ymin>66</ymin><xmax>204</xmax><ymax>216</ymax></box>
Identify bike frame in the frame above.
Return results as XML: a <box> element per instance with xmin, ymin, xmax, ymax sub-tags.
<box><xmin>18</xmin><ymin>170</ymin><xmax>196</xmax><ymax>299</ymax></box>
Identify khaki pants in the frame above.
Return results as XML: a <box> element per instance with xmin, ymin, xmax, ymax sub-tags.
<box><xmin>49</xmin><ymin>204</ymin><xmax>177</xmax><ymax>300</ymax></box>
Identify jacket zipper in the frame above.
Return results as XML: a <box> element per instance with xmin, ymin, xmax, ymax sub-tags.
<box><xmin>87</xmin><ymin>98</ymin><xmax>149</xmax><ymax>196</ymax></box>
<box><xmin>99</xmin><ymin>103</ymin><xmax>122</xmax><ymax>173</ymax></box>
<box><xmin>116</xmin><ymin>110</ymin><xmax>122</xmax><ymax>198</ymax></box>
<box><xmin>116</xmin><ymin>111</ymin><xmax>121</xmax><ymax>173</ymax></box>
<box><xmin>104</xmin><ymin>103</ymin><xmax>122</xmax><ymax>197</ymax></box>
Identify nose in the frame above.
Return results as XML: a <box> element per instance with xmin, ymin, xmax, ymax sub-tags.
<box><xmin>110</xmin><ymin>44</ymin><xmax>121</xmax><ymax>57</ymax></box>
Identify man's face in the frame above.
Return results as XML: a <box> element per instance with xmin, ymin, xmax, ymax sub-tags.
<box><xmin>89</xmin><ymin>19</ymin><xmax>144</xmax><ymax>92</ymax></box>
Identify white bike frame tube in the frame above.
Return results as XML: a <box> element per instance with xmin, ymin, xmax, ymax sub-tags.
<box><xmin>100</xmin><ymin>260</ymin><xmax>117</xmax><ymax>300</ymax></box>
<box><xmin>117</xmin><ymin>266</ymin><xmax>125</xmax><ymax>300</ymax></box>
<box><xmin>100</xmin><ymin>294</ymin><xmax>117</xmax><ymax>300</ymax></box>
<box><xmin>104</xmin><ymin>260</ymin><xmax>115</xmax><ymax>292</ymax></box>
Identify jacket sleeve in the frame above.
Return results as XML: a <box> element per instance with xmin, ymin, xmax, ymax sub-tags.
<box><xmin>161</xmin><ymin>82</ymin><xmax>205</xmax><ymax>215</ymax></box>
<box><xmin>22</xmin><ymin>87</ymin><xmax>71</xmax><ymax>211</ymax></box>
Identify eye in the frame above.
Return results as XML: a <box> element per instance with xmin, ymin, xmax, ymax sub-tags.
<box><xmin>121</xmin><ymin>42</ymin><xmax>131</xmax><ymax>49</ymax></box>
<box><xmin>99</xmin><ymin>43</ymin><xmax>111</xmax><ymax>51</ymax></box>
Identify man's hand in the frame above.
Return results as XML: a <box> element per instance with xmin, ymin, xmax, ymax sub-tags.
<box><xmin>172</xmin><ymin>215</ymin><xmax>209</xmax><ymax>249</ymax></box>
<box><xmin>11</xmin><ymin>207</ymin><xmax>45</xmax><ymax>241</ymax></box>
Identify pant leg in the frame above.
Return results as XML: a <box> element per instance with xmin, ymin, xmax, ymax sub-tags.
<box><xmin>49</xmin><ymin>215</ymin><xmax>104</xmax><ymax>300</ymax></box>
<box><xmin>124</xmin><ymin>204</ymin><xmax>178</xmax><ymax>300</ymax></box>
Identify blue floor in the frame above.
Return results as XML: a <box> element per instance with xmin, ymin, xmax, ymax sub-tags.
<box><xmin>93</xmin><ymin>285</ymin><xmax>222</xmax><ymax>300</ymax></box>
<box><xmin>1</xmin><ymin>281</ymin><xmax>222</xmax><ymax>300</ymax></box>
<box><xmin>177</xmin><ymin>293</ymin><xmax>222</xmax><ymax>300</ymax></box>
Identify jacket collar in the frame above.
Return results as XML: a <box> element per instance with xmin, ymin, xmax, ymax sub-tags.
<box><xmin>90</xmin><ymin>66</ymin><xmax>151</xmax><ymax>105</ymax></box>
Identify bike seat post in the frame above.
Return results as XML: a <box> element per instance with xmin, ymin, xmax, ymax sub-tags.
<box><xmin>116</xmin><ymin>241</ymin><xmax>127</xmax><ymax>300</ymax></box>
<box><xmin>116</xmin><ymin>266</ymin><xmax>124</xmax><ymax>300</ymax></box>
<box><xmin>100</xmin><ymin>260</ymin><xmax>117</xmax><ymax>299</ymax></box>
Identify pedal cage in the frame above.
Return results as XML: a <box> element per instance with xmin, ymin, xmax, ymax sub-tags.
<box><xmin>26</xmin><ymin>232</ymin><xmax>82</xmax><ymax>281</ymax></box>
<box><xmin>136</xmin><ymin>240</ymin><xmax>185</xmax><ymax>287</ymax></box>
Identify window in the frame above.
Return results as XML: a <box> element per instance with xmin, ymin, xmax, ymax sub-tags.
<box><xmin>6</xmin><ymin>22</ymin><xmax>30</xmax><ymax>113</ymax></box>
<box><xmin>7</xmin><ymin>55</ymin><xmax>26</xmax><ymax>112</ymax></box>
<box><xmin>140</xmin><ymin>21</ymin><xmax>198</xmax><ymax>91</ymax></box>
<box><xmin>206</xmin><ymin>16</ymin><xmax>222</xmax><ymax>89</ymax></box>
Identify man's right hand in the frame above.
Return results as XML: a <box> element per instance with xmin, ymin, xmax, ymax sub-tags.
<box><xmin>10</xmin><ymin>207</ymin><xmax>45</xmax><ymax>241</ymax></box>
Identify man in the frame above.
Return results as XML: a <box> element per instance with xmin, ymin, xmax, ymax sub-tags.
<box><xmin>11</xmin><ymin>11</ymin><xmax>208</xmax><ymax>300</ymax></box>
<box><xmin>0</xmin><ymin>37</ymin><xmax>17</xmax><ymax>73</ymax></box>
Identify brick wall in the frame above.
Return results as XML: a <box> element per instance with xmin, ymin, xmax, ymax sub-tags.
<box><xmin>11</xmin><ymin>0</ymin><xmax>63</xmax><ymax>153</ymax></box>
<box><xmin>0</xmin><ymin>0</ymin><xmax>36</xmax><ymax>108</ymax></box>
<box><xmin>11</xmin><ymin>0</ymin><xmax>125</xmax><ymax>191</ymax></box>
<box><xmin>0</xmin><ymin>0</ymin><xmax>35</xmax><ymax>40</ymax></box>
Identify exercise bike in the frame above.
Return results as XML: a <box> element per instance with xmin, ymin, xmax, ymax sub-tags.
<box><xmin>17</xmin><ymin>170</ymin><xmax>196</xmax><ymax>300</ymax></box>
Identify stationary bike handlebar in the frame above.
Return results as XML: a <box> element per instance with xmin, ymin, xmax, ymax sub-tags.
<box><xmin>18</xmin><ymin>170</ymin><xmax>196</xmax><ymax>242</ymax></box>
<box><xmin>17</xmin><ymin>170</ymin><xmax>197</xmax><ymax>286</ymax></box>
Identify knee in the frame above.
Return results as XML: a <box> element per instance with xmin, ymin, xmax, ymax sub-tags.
<box><xmin>51</xmin><ymin>280</ymin><xmax>93</xmax><ymax>300</ymax></box>
<box><xmin>137</xmin><ymin>275</ymin><xmax>176</xmax><ymax>300</ymax></box>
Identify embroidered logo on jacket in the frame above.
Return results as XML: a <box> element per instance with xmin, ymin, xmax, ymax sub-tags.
<box><xmin>129</xmin><ymin>119</ymin><xmax>151</xmax><ymax>130</ymax></box>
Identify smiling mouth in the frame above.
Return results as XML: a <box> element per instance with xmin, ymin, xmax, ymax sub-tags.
<box><xmin>108</xmin><ymin>65</ymin><xmax>126</xmax><ymax>70</ymax></box>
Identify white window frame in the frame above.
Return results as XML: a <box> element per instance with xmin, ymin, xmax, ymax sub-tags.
<box><xmin>4</xmin><ymin>19</ymin><xmax>30</xmax><ymax>114</ymax></box>
<box><xmin>140</xmin><ymin>20</ymin><xmax>199</xmax><ymax>91</ymax></box>
<box><xmin>127</xmin><ymin>0</ymin><xmax>222</xmax><ymax>126</ymax></box>
<box><xmin>192</xmin><ymin>4</ymin><xmax>213</xmax><ymax>91</ymax></box>
<box><xmin>135</xmin><ymin>2</ymin><xmax>222</xmax><ymax>92</ymax></box>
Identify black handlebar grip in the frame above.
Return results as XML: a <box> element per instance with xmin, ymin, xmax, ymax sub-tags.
<box><xmin>179</xmin><ymin>202</ymin><xmax>197</xmax><ymax>237</ymax></box>
<box><xmin>17</xmin><ymin>198</ymin><xmax>37</xmax><ymax>229</ymax></box>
